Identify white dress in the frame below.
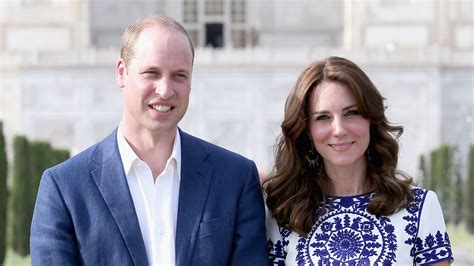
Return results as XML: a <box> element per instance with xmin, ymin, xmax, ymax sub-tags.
<box><xmin>266</xmin><ymin>187</ymin><xmax>453</xmax><ymax>265</ymax></box>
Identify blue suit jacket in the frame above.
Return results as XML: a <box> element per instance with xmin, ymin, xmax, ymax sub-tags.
<box><xmin>31</xmin><ymin>129</ymin><xmax>268</xmax><ymax>265</ymax></box>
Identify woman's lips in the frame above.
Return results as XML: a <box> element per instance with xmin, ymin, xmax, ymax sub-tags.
<box><xmin>329</xmin><ymin>142</ymin><xmax>354</xmax><ymax>152</ymax></box>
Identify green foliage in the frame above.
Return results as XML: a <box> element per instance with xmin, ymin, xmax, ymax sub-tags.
<box><xmin>467</xmin><ymin>145</ymin><xmax>474</xmax><ymax>233</ymax></box>
<box><xmin>10</xmin><ymin>136</ymin><xmax>31</xmax><ymax>256</ymax></box>
<box><xmin>26</xmin><ymin>141</ymin><xmax>53</xmax><ymax>250</ymax></box>
<box><xmin>0</xmin><ymin>122</ymin><xmax>8</xmax><ymax>264</ymax></box>
<box><xmin>446</xmin><ymin>147</ymin><xmax>463</xmax><ymax>225</ymax></box>
<box><xmin>29</xmin><ymin>142</ymin><xmax>52</xmax><ymax>202</ymax></box>
<box><xmin>418</xmin><ymin>154</ymin><xmax>427</xmax><ymax>187</ymax></box>
<box><xmin>427</xmin><ymin>145</ymin><xmax>456</xmax><ymax>223</ymax></box>
<box><xmin>452</xmin><ymin>165</ymin><xmax>463</xmax><ymax>225</ymax></box>
<box><xmin>429</xmin><ymin>149</ymin><xmax>439</xmax><ymax>191</ymax></box>
<box><xmin>0</xmin><ymin>124</ymin><xmax>70</xmax><ymax>260</ymax></box>
<box><xmin>52</xmin><ymin>148</ymin><xmax>70</xmax><ymax>166</ymax></box>
<box><xmin>439</xmin><ymin>145</ymin><xmax>454</xmax><ymax>223</ymax></box>
<box><xmin>8</xmin><ymin>134</ymin><xmax>71</xmax><ymax>258</ymax></box>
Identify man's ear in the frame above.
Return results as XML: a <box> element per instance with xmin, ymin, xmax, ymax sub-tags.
<box><xmin>115</xmin><ymin>58</ymin><xmax>126</xmax><ymax>88</ymax></box>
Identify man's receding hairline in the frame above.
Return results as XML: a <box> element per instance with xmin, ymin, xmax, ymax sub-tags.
<box><xmin>122</xmin><ymin>16</ymin><xmax>194</xmax><ymax>67</ymax></box>
<box><xmin>132</xmin><ymin>25</ymin><xmax>194</xmax><ymax>58</ymax></box>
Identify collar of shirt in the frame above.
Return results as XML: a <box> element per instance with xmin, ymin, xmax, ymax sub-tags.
<box><xmin>116</xmin><ymin>123</ymin><xmax>182</xmax><ymax>180</ymax></box>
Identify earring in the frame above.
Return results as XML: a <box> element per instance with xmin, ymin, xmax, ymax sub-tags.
<box><xmin>366</xmin><ymin>148</ymin><xmax>371</xmax><ymax>161</ymax></box>
<box><xmin>306</xmin><ymin>142</ymin><xmax>319</xmax><ymax>169</ymax></box>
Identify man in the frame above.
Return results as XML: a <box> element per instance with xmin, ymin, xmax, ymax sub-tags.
<box><xmin>30</xmin><ymin>15</ymin><xmax>268</xmax><ymax>265</ymax></box>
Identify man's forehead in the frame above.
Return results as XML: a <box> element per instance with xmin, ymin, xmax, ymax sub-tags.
<box><xmin>138</xmin><ymin>26</ymin><xmax>190</xmax><ymax>47</ymax></box>
<box><xmin>129</xmin><ymin>50</ymin><xmax>193</xmax><ymax>71</ymax></box>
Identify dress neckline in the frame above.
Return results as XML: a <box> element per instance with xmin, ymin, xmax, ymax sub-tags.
<box><xmin>326</xmin><ymin>191</ymin><xmax>374</xmax><ymax>199</ymax></box>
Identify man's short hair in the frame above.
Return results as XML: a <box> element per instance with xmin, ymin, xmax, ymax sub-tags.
<box><xmin>120</xmin><ymin>15</ymin><xmax>195</xmax><ymax>68</ymax></box>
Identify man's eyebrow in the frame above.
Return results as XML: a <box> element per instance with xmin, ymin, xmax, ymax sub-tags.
<box><xmin>173</xmin><ymin>68</ymin><xmax>191</xmax><ymax>74</ymax></box>
<box><xmin>139</xmin><ymin>65</ymin><xmax>159</xmax><ymax>71</ymax></box>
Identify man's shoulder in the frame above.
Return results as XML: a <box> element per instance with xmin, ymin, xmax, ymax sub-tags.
<box><xmin>49</xmin><ymin>131</ymin><xmax>116</xmax><ymax>173</ymax></box>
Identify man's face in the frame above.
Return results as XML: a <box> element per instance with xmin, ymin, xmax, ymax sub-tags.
<box><xmin>116</xmin><ymin>25</ymin><xmax>193</xmax><ymax>136</ymax></box>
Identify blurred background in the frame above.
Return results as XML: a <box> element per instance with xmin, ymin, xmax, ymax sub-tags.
<box><xmin>0</xmin><ymin>0</ymin><xmax>473</xmax><ymax>264</ymax></box>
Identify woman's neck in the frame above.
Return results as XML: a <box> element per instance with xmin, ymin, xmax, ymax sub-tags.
<box><xmin>324</xmin><ymin>160</ymin><xmax>370</xmax><ymax>196</ymax></box>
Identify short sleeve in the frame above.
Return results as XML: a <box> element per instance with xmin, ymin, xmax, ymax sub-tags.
<box><xmin>266</xmin><ymin>208</ymin><xmax>289</xmax><ymax>265</ymax></box>
<box><xmin>413</xmin><ymin>190</ymin><xmax>454</xmax><ymax>265</ymax></box>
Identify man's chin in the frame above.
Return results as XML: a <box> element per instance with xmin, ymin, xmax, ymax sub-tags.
<box><xmin>146</xmin><ymin>123</ymin><xmax>178</xmax><ymax>134</ymax></box>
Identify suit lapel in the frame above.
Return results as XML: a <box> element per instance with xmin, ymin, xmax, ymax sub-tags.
<box><xmin>90</xmin><ymin>131</ymin><xmax>148</xmax><ymax>265</ymax></box>
<box><xmin>175</xmin><ymin>130</ymin><xmax>213</xmax><ymax>266</ymax></box>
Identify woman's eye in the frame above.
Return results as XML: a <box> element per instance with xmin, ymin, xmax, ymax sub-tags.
<box><xmin>315</xmin><ymin>115</ymin><xmax>330</xmax><ymax>121</ymax></box>
<box><xmin>346</xmin><ymin>110</ymin><xmax>359</xmax><ymax>116</ymax></box>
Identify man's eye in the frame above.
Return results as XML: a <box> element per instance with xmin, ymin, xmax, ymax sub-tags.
<box><xmin>174</xmin><ymin>73</ymin><xmax>188</xmax><ymax>80</ymax></box>
<box><xmin>143</xmin><ymin>71</ymin><xmax>158</xmax><ymax>76</ymax></box>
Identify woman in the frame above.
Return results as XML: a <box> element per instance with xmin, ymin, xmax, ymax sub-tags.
<box><xmin>264</xmin><ymin>56</ymin><xmax>453</xmax><ymax>265</ymax></box>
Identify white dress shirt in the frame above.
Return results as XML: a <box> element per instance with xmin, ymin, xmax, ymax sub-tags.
<box><xmin>117</xmin><ymin>124</ymin><xmax>181</xmax><ymax>265</ymax></box>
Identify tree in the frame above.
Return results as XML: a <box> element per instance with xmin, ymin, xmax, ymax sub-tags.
<box><xmin>52</xmin><ymin>148</ymin><xmax>70</xmax><ymax>166</ymax></box>
<box><xmin>445</xmin><ymin>147</ymin><xmax>462</xmax><ymax>225</ymax></box>
<box><xmin>439</xmin><ymin>146</ymin><xmax>453</xmax><ymax>223</ymax></box>
<box><xmin>428</xmin><ymin>145</ymin><xmax>456</xmax><ymax>223</ymax></box>
<box><xmin>429</xmin><ymin>149</ymin><xmax>440</xmax><ymax>191</ymax></box>
<box><xmin>467</xmin><ymin>145</ymin><xmax>474</xmax><ymax>233</ymax></box>
<box><xmin>418</xmin><ymin>154</ymin><xmax>428</xmax><ymax>188</ymax></box>
<box><xmin>0</xmin><ymin>122</ymin><xmax>8</xmax><ymax>263</ymax></box>
<box><xmin>29</xmin><ymin>141</ymin><xmax>52</xmax><ymax>201</ymax></box>
<box><xmin>27</xmin><ymin>141</ymin><xmax>52</xmax><ymax>247</ymax></box>
<box><xmin>452</xmin><ymin>162</ymin><xmax>463</xmax><ymax>225</ymax></box>
<box><xmin>10</xmin><ymin>136</ymin><xmax>31</xmax><ymax>256</ymax></box>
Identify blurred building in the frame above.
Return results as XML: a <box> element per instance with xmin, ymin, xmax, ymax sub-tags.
<box><xmin>0</xmin><ymin>0</ymin><xmax>473</xmax><ymax>177</ymax></box>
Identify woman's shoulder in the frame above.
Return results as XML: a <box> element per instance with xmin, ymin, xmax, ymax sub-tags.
<box><xmin>409</xmin><ymin>185</ymin><xmax>428</xmax><ymax>194</ymax></box>
<box><xmin>266</xmin><ymin>208</ymin><xmax>294</xmax><ymax>239</ymax></box>
<box><xmin>409</xmin><ymin>185</ymin><xmax>440</xmax><ymax>204</ymax></box>
<box><xmin>266</xmin><ymin>208</ymin><xmax>297</xmax><ymax>263</ymax></box>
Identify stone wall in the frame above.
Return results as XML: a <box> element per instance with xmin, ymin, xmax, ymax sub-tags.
<box><xmin>0</xmin><ymin>0</ymin><xmax>472</xmax><ymax>178</ymax></box>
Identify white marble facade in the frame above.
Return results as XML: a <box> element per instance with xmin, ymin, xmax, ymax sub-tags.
<box><xmin>0</xmin><ymin>0</ymin><xmax>473</xmax><ymax>178</ymax></box>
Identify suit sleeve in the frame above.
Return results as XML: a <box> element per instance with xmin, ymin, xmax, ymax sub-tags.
<box><xmin>228</xmin><ymin>160</ymin><xmax>269</xmax><ymax>265</ymax></box>
<box><xmin>30</xmin><ymin>169</ymin><xmax>79</xmax><ymax>265</ymax></box>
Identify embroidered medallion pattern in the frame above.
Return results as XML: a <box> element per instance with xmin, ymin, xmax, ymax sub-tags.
<box><xmin>267</xmin><ymin>188</ymin><xmax>453</xmax><ymax>265</ymax></box>
<box><xmin>296</xmin><ymin>194</ymin><xmax>397</xmax><ymax>265</ymax></box>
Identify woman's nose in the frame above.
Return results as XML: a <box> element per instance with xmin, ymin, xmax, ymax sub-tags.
<box><xmin>332</xmin><ymin>117</ymin><xmax>347</xmax><ymax>136</ymax></box>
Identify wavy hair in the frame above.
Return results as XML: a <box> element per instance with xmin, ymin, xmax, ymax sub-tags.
<box><xmin>263</xmin><ymin>56</ymin><xmax>413</xmax><ymax>236</ymax></box>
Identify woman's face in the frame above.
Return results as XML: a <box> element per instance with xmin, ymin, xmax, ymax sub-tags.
<box><xmin>308</xmin><ymin>81</ymin><xmax>370</xmax><ymax>170</ymax></box>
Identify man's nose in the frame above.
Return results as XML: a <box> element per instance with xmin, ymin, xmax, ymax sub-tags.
<box><xmin>154</xmin><ymin>78</ymin><xmax>174</xmax><ymax>99</ymax></box>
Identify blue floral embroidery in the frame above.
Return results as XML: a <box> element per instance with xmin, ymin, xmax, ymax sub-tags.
<box><xmin>268</xmin><ymin>187</ymin><xmax>453</xmax><ymax>265</ymax></box>
<box><xmin>269</xmin><ymin>225</ymin><xmax>291</xmax><ymax>264</ymax></box>
<box><xmin>296</xmin><ymin>194</ymin><xmax>398</xmax><ymax>265</ymax></box>
<box><xmin>404</xmin><ymin>188</ymin><xmax>453</xmax><ymax>265</ymax></box>
<box><xmin>328</xmin><ymin>228</ymin><xmax>364</xmax><ymax>260</ymax></box>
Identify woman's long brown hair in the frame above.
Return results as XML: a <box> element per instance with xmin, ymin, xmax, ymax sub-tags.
<box><xmin>263</xmin><ymin>56</ymin><xmax>413</xmax><ymax>236</ymax></box>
